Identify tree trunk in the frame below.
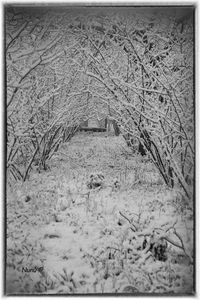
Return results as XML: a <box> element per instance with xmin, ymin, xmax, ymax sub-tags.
<box><xmin>112</xmin><ymin>120</ymin><xmax>120</xmax><ymax>136</ymax></box>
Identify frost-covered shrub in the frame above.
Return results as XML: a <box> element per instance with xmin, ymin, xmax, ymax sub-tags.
<box><xmin>87</xmin><ymin>172</ymin><xmax>105</xmax><ymax>189</ymax></box>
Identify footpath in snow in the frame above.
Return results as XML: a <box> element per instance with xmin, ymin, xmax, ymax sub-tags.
<box><xmin>6</xmin><ymin>132</ymin><xmax>194</xmax><ymax>294</ymax></box>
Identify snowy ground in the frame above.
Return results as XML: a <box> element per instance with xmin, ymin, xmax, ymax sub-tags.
<box><xmin>6</xmin><ymin>132</ymin><xmax>194</xmax><ymax>294</ymax></box>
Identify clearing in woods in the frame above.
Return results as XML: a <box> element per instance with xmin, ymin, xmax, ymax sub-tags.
<box><xmin>6</xmin><ymin>132</ymin><xmax>194</xmax><ymax>294</ymax></box>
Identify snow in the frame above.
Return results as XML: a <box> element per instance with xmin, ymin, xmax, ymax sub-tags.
<box><xmin>6</xmin><ymin>132</ymin><xmax>194</xmax><ymax>294</ymax></box>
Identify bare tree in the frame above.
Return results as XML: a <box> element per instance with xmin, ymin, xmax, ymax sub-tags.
<box><xmin>70</xmin><ymin>9</ymin><xmax>194</xmax><ymax>198</ymax></box>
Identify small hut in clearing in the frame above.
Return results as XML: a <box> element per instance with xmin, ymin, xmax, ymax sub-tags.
<box><xmin>79</xmin><ymin>118</ymin><xmax>107</xmax><ymax>132</ymax></box>
<box><xmin>79</xmin><ymin>117</ymin><xmax>120</xmax><ymax>135</ymax></box>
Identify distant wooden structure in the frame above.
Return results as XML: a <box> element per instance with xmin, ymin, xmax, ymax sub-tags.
<box><xmin>79</xmin><ymin>118</ymin><xmax>111</xmax><ymax>132</ymax></box>
<box><xmin>79</xmin><ymin>118</ymin><xmax>106</xmax><ymax>132</ymax></box>
<box><xmin>79</xmin><ymin>117</ymin><xmax>120</xmax><ymax>135</ymax></box>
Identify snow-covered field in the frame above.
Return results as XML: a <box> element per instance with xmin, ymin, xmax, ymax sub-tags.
<box><xmin>6</xmin><ymin>132</ymin><xmax>194</xmax><ymax>294</ymax></box>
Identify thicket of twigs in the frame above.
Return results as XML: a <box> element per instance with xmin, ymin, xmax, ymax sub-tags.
<box><xmin>6</xmin><ymin>6</ymin><xmax>194</xmax><ymax>295</ymax></box>
<box><xmin>7</xmin><ymin>134</ymin><xmax>194</xmax><ymax>294</ymax></box>
<box><xmin>6</xmin><ymin>7</ymin><xmax>194</xmax><ymax>200</ymax></box>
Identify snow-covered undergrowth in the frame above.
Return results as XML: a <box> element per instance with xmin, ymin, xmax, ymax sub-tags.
<box><xmin>6</xmin><ymin>132</ymin><xmax>194</xmax><ymax>294</ymax></box>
